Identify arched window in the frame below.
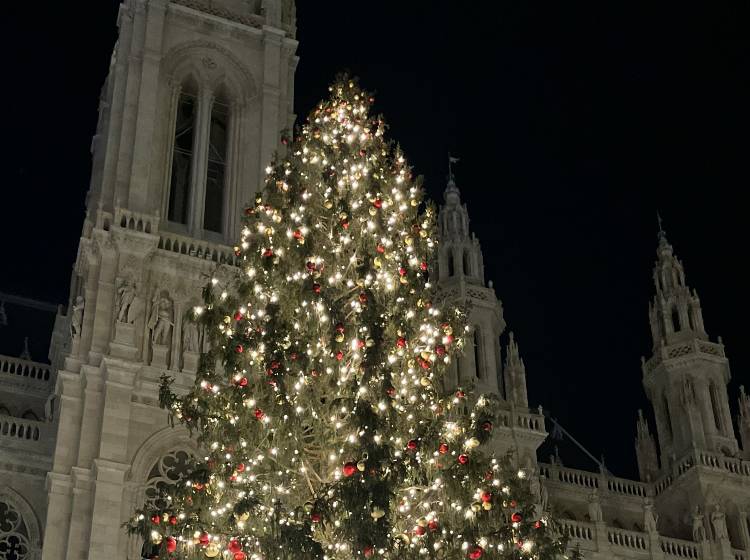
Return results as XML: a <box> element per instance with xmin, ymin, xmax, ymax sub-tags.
<box><xmin>463</xmin><ymin>250</ymin><xmax>472</xmax><ymax>276</ymax></box>
<box><xmin>447</xmin><ymin>250</ymin><xmax>455</xmax><ymax>277</ymax></box>
<box><xmin>204</xmin><ymin>96</ymin><xmax>229</xmax><ymax>234</ymax></box>
<box><xmin>671</xmin><ymin>307</ymin><xmax>680</xmax><ymax>333</ymax></box>
<box><xmin>145</xmin><ymin>449</ymin><xmax>193</xmax><ymax>510</ymax></box>
<box><xmin>710</xmin><ymin>383</ymin><xmax>723</xmax><ymax>432</ymax></box>
<box><xmin>167</xmin><ymin>80</ymin><xmax>198</xmax><ymax>225</ymax></box>
<box><xmin>0</xmin><ymin>498</ymin><xmax>33</xmax><ymax>560</ymax></box>
<box><xmin>20</xmin><ymin>410</ymin><xmax>38</xmax><ymax>421</ymax></box>
<box><xmin>662</xmin><ymin>394</ymin><xmax>673</xmax><ymax>440</ymax></box>
<box><xmin>473</xmin><ymin>328</ymin><xmax>483</xmax><ymax>379</ymax></box>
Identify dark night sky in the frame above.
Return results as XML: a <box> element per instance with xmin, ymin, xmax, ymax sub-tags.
<box><xmin>1</xmin><ymin>1</ymin><xmax>748</xmax><ymax>478</ymax></box>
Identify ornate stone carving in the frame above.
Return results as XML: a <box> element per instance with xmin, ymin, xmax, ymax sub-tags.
<box><xmin>0</xmin><ymin>499</ymin><xmax>31</xmax><ymax>560</ymax></box>
<box><xmin>70</xmin><ymin>296</ymin><xmax>84</xmax><ymax>337</ymax></box>
<box><xmin>692</xmin><ymin>506</ymin><xmax>707</xmax><ymax>542</ymax></box>
<box><xmin>148</xmin><ymin>291</ymin><xmax>174</xmax><ymax>346</ymax></box>
<box><xmin>710</xmin><ymin>504</ymin><xmax>728</xmax><ymax>540</ymax></box>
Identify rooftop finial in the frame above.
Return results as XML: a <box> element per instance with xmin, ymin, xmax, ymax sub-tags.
<box><xmin>444</xmin><ymin>153</ymin><xmax>461</xmax><ymax>204</ymax></box>
<box><xmin>448</xmin><ymin>153</ymin><xmax>460</xmax><ymax>183</ymax></box>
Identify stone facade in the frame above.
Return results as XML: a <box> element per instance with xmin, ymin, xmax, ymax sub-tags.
<box><xmin>1</xmin><ymin>2</ymin><xmax>749</xmax><ymax>560</ymax></box>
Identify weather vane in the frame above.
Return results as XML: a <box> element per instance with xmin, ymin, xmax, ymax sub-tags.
<box><xmin>448</xmin><ymin>153</ymin><xmax>460</xmax><ymax>181</ymax></box>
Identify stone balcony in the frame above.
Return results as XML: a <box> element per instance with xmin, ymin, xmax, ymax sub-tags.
<box><xmin>0</xmin><ymin>355</ymin><xmax>54</xmax><ymax>400</ymax></box>
<box><xmin>643</xmin><ymin>339</ymin><xmax>725</xmax><ymax>375</ymax></box>
<box><xmin>0</xmin><ymin>413</ymin><xmax>54</xmax><ymax>463</ymax></box>
<box><xmin>541</xmin><ymin>463</ymin><xmax>651</xmax><ymax>500</ymax></box>
<box><xmin>559</xmin><ymin>517</ymin><xmax>747</xmax><ymax>559</ymax></box>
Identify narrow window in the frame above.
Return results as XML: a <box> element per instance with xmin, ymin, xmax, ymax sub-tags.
<box><xmin>447</xmin><ymin>250</ymin><xmax>455</xmax><ymax>277</ymax></box>
<box><xmin>663</xmin><ymin>394</ymin><xmax>673</xmax><ymax>440</ymax></box>
<box><xmin>168</xmin><ymin>92</ymin><xmax>196</xmax><ymax>224</ymax></box>
<box><xmin>204</xmin><ymin>100</ymin><xmax>229</xmax><ymax>233</ymax></box>
<box><xmin>671</xmin><ymin>307</ymin><xmax>680</xmax><ymax>333</ymax></box>
<box><xmin>463</xmin><ymin>251</ymin><xmax>472</xmax><ymax>276</ymax></box>
<box><xmin>710</xmin><ymin>383</ymin><xmax>723</xmax><ymax>432</ymax></box>
<box><xmin>473</xmin><ymin>328</ymin><xmax>482</xmax><ymax>379</ymax></box>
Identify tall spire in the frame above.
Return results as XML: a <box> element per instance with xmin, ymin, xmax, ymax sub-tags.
<box><xmin>635</xmin><ymin>409</ymin><xmax>659</xmax><ymax>482</ymax></box>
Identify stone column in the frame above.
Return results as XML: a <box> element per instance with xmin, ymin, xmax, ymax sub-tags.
<box><xmin>40</xmin><ymin>474</ymin><xmax>73</xmax><ymax>560</ymax></box>
<box><xmin>65</xmin><ymin>468</ymin><xmax>94</xmax><ymax>560</ymax></box>
<box><xmin>224</xmin><ymin>101</ymin><xmax>243</xmax><ymax>242</ymax></box>
<box><xmin>159</xmin><ymin>81</ymin><xmax>181</xmax><ymax>220</ymax></box>
<box><xmin>259</xmin><ymin>26</ymin><xmax>284</xmax><ymax>185</ymax></box>
<box><xmin>86</xmin><ymin>459</ymin><xmax>131</xmax><ymax>560</ymax></box>
<box><xmin>739</xmin><ymin>510</ymin><xmax>750</xmax><ymax>552</ymax></box>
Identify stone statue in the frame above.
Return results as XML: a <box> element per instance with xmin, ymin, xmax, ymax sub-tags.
<box><xmin>70</xmin><ymin>296</ymin><xmax>84</xmax><ymax>337</ymax></box>
<box><xmin>692</xmin><ymin>507</ymin><xmax>707</xmax><ymax>542</ymax></box>
<box><xmin>116</xmin><ymin>278</ymin><xmax>137</xmax><ymax>323</ymax></box>
<box><xmin>711</xmin><ymin>504</ymin><xmax>728</xmax><ymax>540</ymax></box>
<box><xmin>182</xmin><ymin>318</ymin><xmax>200</xmax><ymax>354</ymax></box>
<box><xmin>540</xmin><ymin>480</ymin><xmax>549</xmax><ymax>513</ymax></box>
<box><xmin>644</xmin><ymin>500</ymin><xmax>659</xmax><ymax>533</ymax></box>
<box><xmin>148</xmin><ymin>291</ymin><xmax>174</xmax><ymax>346</ymax></box>
<box><xmin>587</xmin><ymin>490</ymin><xmax>603</xmax><ymax>522</ymax></box>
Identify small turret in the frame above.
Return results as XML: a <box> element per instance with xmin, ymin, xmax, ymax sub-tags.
<box><xmin>635</xmin><ymin>410</ymin><xmax>659</xmax><ymax>482</ymax></box>
<box><xmin>503</xmin><ymin>332</ymin><xmax>528</xmax><ymax>407</ymax></box>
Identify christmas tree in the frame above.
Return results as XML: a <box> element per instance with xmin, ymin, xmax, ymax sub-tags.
<box><xmin>130</xmin><ymin>76</ymin><xmax>569</xmax><ymax>560</ymax></box>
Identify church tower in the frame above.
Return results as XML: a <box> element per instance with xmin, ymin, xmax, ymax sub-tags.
<box><xmin>436</xmin><ymin>167</ymin><xmax>505</xmax><ymax>396</ymax></box>
<box><xmin>43</xmin><ymin>2</ymin><xmax>297</xmax><ymax>559</ymax></box>
<box><xmin>641</xmin><ymin>226</ymin><xmax>738</xmax><ymax>471</ymax></box>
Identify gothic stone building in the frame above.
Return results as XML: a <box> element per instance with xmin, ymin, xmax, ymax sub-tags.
<box><xmin>1</xmin><ymin>2</ymin><xmax>749</xmax><ymax>560</ymax></box>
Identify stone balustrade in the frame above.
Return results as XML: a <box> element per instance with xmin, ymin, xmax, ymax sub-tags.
<box><xmin>114</xmin><ymin>207</ymin><xmax>159</xmax><ymax>234</ymax></box>
<box><xmin>541</xmin><ymin>463</ymin><xmax>648</xmax><ymax>499</ymax></box>
<box><xmin>608</xmin><ymin>527</ymin><xmax>649</xmax><ymax>551</ymax></box>
<box><xmin>558</xmin><ymin>518</ymin><xmax>595</xmax><ymax>542</ymax></box>
<box><xmin>734</xmin><ymin>550</ymin><xmax>748</xmax><ymax>560</ymax></box>
<box><xmin>660</xmin><ymin>537</ymin><xmax>700</xmax><ymax>558</ymax></box>
<box><xmin>0</xmin><ymin>414</ymin><xmax>43</xmax><ymax>442</ymax></box>
<box><xmin>494</xmin><ymin>408</ymin><xmax>546</xmax><ymax>434</ymax></box>
<box><xmin>643</xmin><ymin>339</ymin><xmax>725</xmax><ymax>375</ymax></box>
<box><xmin>157</xmin><ymin>230</ymin><xmax>238</xmax><ymax>266</ymax></box>
<box><xmin>0</xmin><ymin>354</ymin><xmax>52</xmax><ymax>385</ymax></box>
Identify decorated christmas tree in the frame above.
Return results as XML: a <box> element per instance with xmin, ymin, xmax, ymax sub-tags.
<box><xmin>130</xmin><ymin>76</ymin><xmax>569</xmax><ymax>560</ymax></box>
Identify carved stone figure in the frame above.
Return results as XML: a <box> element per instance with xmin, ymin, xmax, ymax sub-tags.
<box><xmin>588</xmin><ymin>490</ymin><xmax>603</xmax><ymax>522</ymax></box>
<box><xmin>644</xmin><ymin>500</ymin><xmax>659</xmax><ymax>533</ymax></box>
<box><xmin>711</xmin><ymin>504</ymin><xmax>728</xmax><ymax>540</ymax></box>
<box><xmin>149</xmin><ymin>291</ymin><xmax>174</xmax><ymax>346</ymax></box>
<box><xmin>182</xmin><ymin>318</ymin><xmax>200</xmax><ymax>354</ymax></box>
<box><xmin>116</xmin><ymin>279</ymin><xmax>137</xmax><ymax>323</ymax></box>
<box><xmin>692</xmin><ymin>506</ymin><xmax>707</xmax><ymax>542</ymax></box>
<box><xmin>70</xmin><ymin>296</ymin><xmax>84</xmax><ymax>337</ymax></box>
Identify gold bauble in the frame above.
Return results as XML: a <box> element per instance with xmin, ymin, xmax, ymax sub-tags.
<box><xmin>304</xmin><ymin>501</ymin><xmax>314</xmax><ymax>513</ymax></box>
<box><xmin>324</xmin><ymin>199</ymin><xmax>333</xmax><ymax>209</ymax></box>
<box><xmin>335</xmin><ymin>333</ymin><xmax>345</xmax><ymax>343</ymax></box>
<box><xmin>357</xmin><ymin>460</ymin><xmax>366</xmax><ymax>472</ymax></box>
<box><xmin>417</xmin><ymin>517</ymin><xmax>428</xmax><ymax>527</ymax></box>
<box><xmin>482</xmin><ymin>502</ymin><xmax>492</xmax><ymax>511</ymax></box>
<box><xmin>204</xmin><ymin>543</ymin><xmax>221</xmax><ymax>558</ymax></box>
<box><xmin>411</xmin><ymin>199</ymin><xmax>418</xmax><ymax>206</ymax></box>
<box><xmin>151</xmin><ymin>533</ymin><xmax>163</xmax><ymax>545</ymax></box>
<box><xmin>420</xmin><ymin>377</ymin><xmax>431</xmax><ymax>387</ymax></box>
<box><xmin>419</xmin><ymin>229</ymin><xmax>427</xmax><ymax>238</ymax></box>
<box><xmin>444</xmin><ymin>326</ymin><xmax>453</xmax><ymax>336</ymax></box>
<box><xmin>369</xmin><ymin>207</ymin><xmax>377</xmax><ymax>216</ymax></box>
<box><xmin>373</xmin><ymin>257</ymin><xmax>382</xmax><ymax>269</ymax></box>
<box><xmin>466</xmin><ymin>437</ymin><xmax>480</xmax><ymax>449</ymax></box>
<box><xmin>365</xmin><ymin>338</ymin><xmax>374</xmax><ymax>347</ymax></box>
<box><xmin>471</xmin><ymin>502</ymin><xmax>482</xmax><ymax>513</ymax></box>
<box><xmin>420</xmin><ymin>351</ymin><xmax>431</xmax><ymax>361</ymax></box>
<box><xmin>371</xmin><ymin>507</ymin><xmax>385</xmax><ymax>520</ymax></box>
<box><xmin>399</xmin><ymin>276</ymin><xmax>408</xmax><ymax>285</ymax></box>
<box><xmin>404</xmin><ymin>237</ymin><xmax>413</xmax><ymax>246</ymax></box>
<box><xmin>356</xmin><ymin>278</ymin><xmax>365</xmax><ymax>287</ymax></box>
<box><xmin>235</xmin><ymin>511</ymin><xmax>250</xmax><ymax>522</ymax></box>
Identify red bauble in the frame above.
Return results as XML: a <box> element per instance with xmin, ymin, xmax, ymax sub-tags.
<box><xmin>406</xmin><ymin>439</ymin><xmax>418</xmax><ymax>450</ymax></box>
<box><xmin>263</xmin><ymin>249</ymin><xmax>273</xmax><ymax>257</ymax></box>
<box><xmin>480</xmin><ymin>491</ymin><xmax>492</xmax><ymax>503</ymax></box>
<box><xmin>341</xmin><ymin>219</ymin><xmax>350</xmax><ymax>230</ymax></box>
<box><xmin>234</xmin><ymin>311</ymin><xmax>243</xmax><ymax>321</ymax></box>
<box><xmin>373</xmin><ymin>199</ymin><xmax>382</xmax><ymax>209</ymax></box>
<box><xmin>535</xmin><ymin>520</ymin><xmax>542</xmax><ymax>529</ymax></box>
<box><xmin>363</xmin><ymin>545</ymin><xmax>375</xmax><ymax>558</ymax></box>
<box><xmin>313</xmin><ymin>283</ymin><xmax>321</xmax><ymax>293</ymax></box>
<box><xmin>193</xmin><ymin>482</ymin><xmax>204</xmax><ymax>491</ymax></box>
<box><xmin>310</xmin><ymin>369</ymin><xmax>320</xmax><ymax>377</ymax></box>
<box><xmin>234</xmin><ymin>554</ymin><xmax>246</xmax><ymax>560</ymax></box>
<box><xmin>342</xmin><ymin>462</ymin><xmax>358</xmax><ymax>477</ymax></box>
<box><xmin>168</xmin><ymin>515</ymin><xmax>178</xmax><ymax>525</ymax></box>
<box><xmin>335</xmin><ymin>323</ymin><xmax>345</xmax><ymax>333</ymax></box>
<box><xmin>271</xmin><ymin>361</ymin><xmax>280</xmax><ymax>370</ymax></box>
<box><xmin>428</xmin><ymin>520</ymin><xmax>439</xmax><ymax>532</ymax></box>
<box><xmin>311</xmin><ymin>513</ymin><xmax>321</xmax><ymax>523</ymax></box>
<box><xmin>435</xmin><ymin>345</ymin><xmax>446</xmax><ymax>356</ymax></box>
<box><xmin>510</xmin><ymin>500</ymin><xmax>517</xmax><ymax>508</ymax></box>
<box><xmin>293</xmin><ymin>229</ymin><xmax>303</xmax><ymax>239</ymax></box>
<box><xmin>198</xmin><ymin>533</ymin><xmax>210</xmax><ymax>546</ymax></box>
<box><xmin>420</xmin><ymin>261</ymin><xmax>428</xmax><ymax>271</ymax></box>
<box><xmin>150</xmin><ymin>514</ymin><xmax>160</xmax><ymax>525</ymax></box>
<box><xmin>468</xmin><ymin>546</ymin><xmax>484</xmax><ymax>559</ymax></box>
<box><xmin>396</xmin><ymin>337</ymin><xmax>406</xmax><ymax>348</ymax></box>
<box><xmin>237</xmin><ymin>377</ymin><xmax>248</xmax><ymax>387</ymax></box>
<box><xmin>398</xmin><ymin>267</ymin><xmax>407</xmax><ymax>276</ymax></box>
<box><xmin>166</xmin><ymin>537</ymin><xmax>177</xmax><ymax>553</ymax></box>
<box><xmin>376</xmin><ymin>244</ymin><xmax>385</xmax><ymax>253</ymax></box>
<box><xmin>386</xmin><ymin>386</ymin><xmax>396</xmax><ymax>397</ymax></box>
<box><xmin>455</xmin><ymin>390</ymin><xmax>465</xmax><ymax>399</ymax></box>
<box><xmin>414</xmin><ymin>525</ymin><xmax>426</xmax><ymax>536</ymax></box>
<box><xmin>358</xmin><ymin>292</ymin><xmax>368</xmax><ymax>303</ymax></box>
<box><xmin>236</xmin><ymin>463</ymin><xmax>246</xmax><ymax>473</ymax></box>
<box><xmin>228</xmin><ymin>539</ymin><xmax>242</xmax><ymax>553</ymax></box>
<box><xmin>306</xmin><ymin>261</ymin><xmax>316</xmax><ymax>271</ymax></box>
<box><xmin>254</xmin><ymin>408</ymin><xmax>265</xmax><ymax>420</ymax></box>
<box><xmin>482</xmin><ymin>421</ymin><xmax>493</xmax><ymax>432</ymax></box>
<box><xmin>438</xmin><ymin>443</ymin><xmax>449</xmax><ymax>454</ymax></box>
<box><xmin>458</xmin><ymin>454</ymin><xmax>469</xmax><ymax>465</ymax></box>
<box><xmin>235</xmin><ymin>344</ymin><xmax>244</xmax><ymax>353</ymax></box>
<box><xmin>336</xmin><ymin>351</ymin><xmax>344</xmax><ymax>361</ymax></box>
<box><xmin>511</xmin><ymin>512</ymin><xmax>523</xmax><ymax>523</ymax></box>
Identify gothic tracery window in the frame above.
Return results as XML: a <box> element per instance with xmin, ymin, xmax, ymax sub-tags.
<box><xmin>144</xmin><ymin>449</ymin><xmax>193</xmax><ymax>510</ymax></box>
<box><xmin>0</xmin><ymin>500</ymin><xmax>31</xmax><ymax>560</ymax></box>
<box><xmin>473</xmin><ymin>328</ymin><xmax>483</xmax><ymax>379</ymax></box>
<box><xmin>710</xmin><ymin>383</ymin><xmax>724</xmax><ymax>433</ymax></box>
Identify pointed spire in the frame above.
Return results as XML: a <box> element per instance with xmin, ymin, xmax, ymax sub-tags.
<box><xmin>20</xmin><ymin>336</ymin><xmax>31</xmax><ymax>361</ymax></box>
<box><xmin>505</xmin><ymin>331</ymin><xmax>523</xmax><ymax>370</ymax></box>
<box><xmin>636</xmin><ymin>409</ymin><xmax>651</xmax><ymax>440</ymax></box>
<box><xmin>503</xmin><ymin>332</ymin><xmax>528</xmax><ymax>407</ymax></box>
<box><xmin>444</xmin><ymin>153</ymin><xmax>461</xmax><ymax>205</ymax></box>
<box><xmin>656</xmin><ymin>212</ymin><xmax>673</xmax><ymax>258</ymax></box>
